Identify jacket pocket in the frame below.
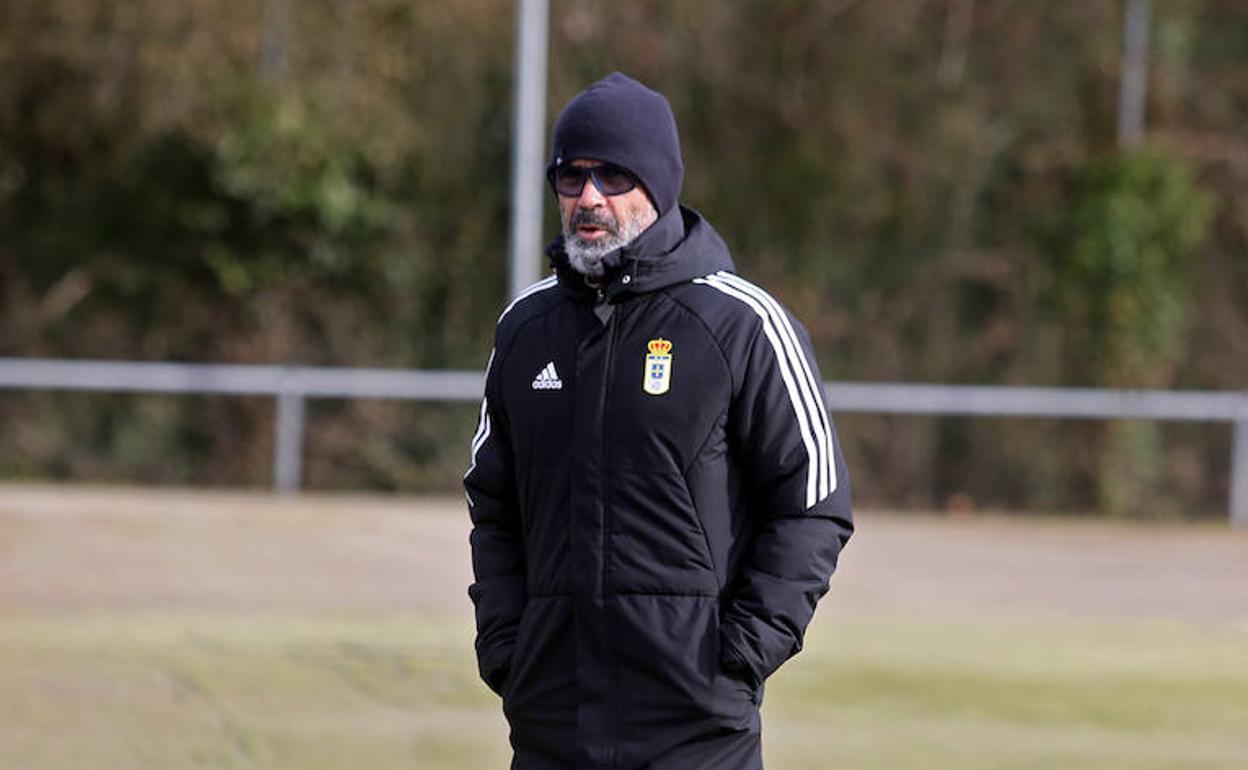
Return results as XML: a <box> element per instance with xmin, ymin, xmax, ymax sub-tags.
<box><xmin>499</xmin><ymin>604</ymin><xmax>532</xmax><ymax>701</ymax></box>
<box><xmin>501</xmin><ymin>596</ymin><xmax>576</xmax><ymax>723</ymax></box>
<box><xmin>609</xmin><ymin>468</ymin><xmax>718</xmax><ymax>595</ymax></box>
<box><xmin>613</xmin><ymin>593</ymin><xmax>756</xmax><ymax>764</ymax></box>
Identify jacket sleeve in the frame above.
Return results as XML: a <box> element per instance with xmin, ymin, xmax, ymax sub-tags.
<box><xmin>720</xmin><ymin>311</ymin><xmax>853</xmax><ymax>686</ymax></box>
<box><xmin>464</xmin><ymin>345</ymin><xmax>526</xmax><ymax>695</ymax></box>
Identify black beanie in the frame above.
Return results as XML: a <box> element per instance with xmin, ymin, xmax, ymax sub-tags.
<box><xmin>547</xmin><ymin>72</ymin><xmax>684</xmax><ymax>215</ymax></box>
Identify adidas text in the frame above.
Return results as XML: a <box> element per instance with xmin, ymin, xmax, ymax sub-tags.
<box><xmin>532</xmin><ymin>362</ymin><xmax>563</xmax><ymax>390</ymax></box>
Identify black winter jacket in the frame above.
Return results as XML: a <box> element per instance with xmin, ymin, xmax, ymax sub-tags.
<box><xmin>465</xmin><ymin>205</ymin><xmax>853</xmax><ymax>770</ymax></box>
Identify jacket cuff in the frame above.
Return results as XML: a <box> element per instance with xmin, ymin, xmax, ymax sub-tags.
<box><xmin>719</xmin><ymin>626</ymin><xmax>761</xmax><ymax>688</ymax></box>
<box><xmin>478</xmin><ymin>638</ymin><xmax>515</xmax><ymax>696</ymax></box>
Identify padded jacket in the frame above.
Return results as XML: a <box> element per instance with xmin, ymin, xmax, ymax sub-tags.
<box><xmin>465</xmin><ymin>205</ymin><xmax>853</xmax><ymax>770</ymax></box>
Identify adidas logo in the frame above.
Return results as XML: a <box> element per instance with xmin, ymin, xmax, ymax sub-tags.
<box><xmin>531</xmin><ymin>361</ymin><xmax>563</xmax><ymax>390</ymax></box>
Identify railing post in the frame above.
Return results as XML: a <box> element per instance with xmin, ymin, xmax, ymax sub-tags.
<box><xmin>1117</xmin><ymin>0</ymin><xmax>1151</xmax><ymax>149</ymax></box>
<box><xmin>1231</xmin><ymin>402</ymin><xmax>1248</xmax><ymax>529</ymax></box>
<box><xmin>273</xmin><ymin>375</ymin><xmax>305</xmax><ymax>493</ymax></box>
<box><xmin>507</xmin><ymin>0</ymin><xmax>549</xmax><ymax>298</ymax></box>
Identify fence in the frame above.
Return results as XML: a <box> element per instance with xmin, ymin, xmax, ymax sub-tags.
<box><xmin>1</xmin><ymin>357</ymin><xmax>1245</xmax><ymax>527</ymax></box>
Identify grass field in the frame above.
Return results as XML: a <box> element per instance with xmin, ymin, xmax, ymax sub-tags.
<box><xmin>2</xmin><ymin>485</ymin><xmax>1247</xmax><ymax>769</ymax></box>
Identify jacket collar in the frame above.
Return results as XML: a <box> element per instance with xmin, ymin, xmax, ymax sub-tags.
<box><xmin>547</xmin><ymin>205</ymin><xmax>735</xmax><ymax>304</ymax></box>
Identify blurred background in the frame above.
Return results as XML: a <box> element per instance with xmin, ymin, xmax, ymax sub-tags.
<box><xmin>1</xmin><ymin>2</ymin><xmax>1247</xmax><ymax>769</ymax></box>
<box><xmin>2</xmin><ymin>0</ymin><xmax>1246</xmax><ymax>517</ymax></box>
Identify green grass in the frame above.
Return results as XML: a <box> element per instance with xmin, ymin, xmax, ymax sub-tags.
<box><xmin>768</xmin><ymin>618</ymin><xmax>1248</xmax><ymax>770</ymax></box>
<box><xmin>0</xmin><ymin>613</ymin><xmax>507</xmax><ymax>770</ymax></box>
<box><xmin>1</xmin><ymin>612</ymin><xmax>1245</xmax><ymax>770</ymax></box>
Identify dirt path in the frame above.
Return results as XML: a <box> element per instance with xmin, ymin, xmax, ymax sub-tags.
<box><xmin>2</xmin><ymin>484</ymin><xmax>1246</xmax><ymax>627</ymax></box>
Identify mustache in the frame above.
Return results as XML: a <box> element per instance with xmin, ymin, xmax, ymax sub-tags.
<box><xmin>569</xmin><ymin>208</ymin><xmax>619</xmax><ymax>235</ymax></box>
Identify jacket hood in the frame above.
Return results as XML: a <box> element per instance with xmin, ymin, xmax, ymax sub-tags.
<box><xmin>546</xmin><ymin>205</ymin><xmax>736</xmax><ymax>304</ymax></box>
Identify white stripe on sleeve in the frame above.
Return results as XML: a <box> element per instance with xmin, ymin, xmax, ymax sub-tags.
<box><xmin>463</xmin><ymin>348</ymin><xmax>498</xmax><ymax>494</ymax></box>
<box><xmin>694</xmin><ymin>275</ymin><xmax>823</xmax><ymax>507</ymax></box>
<box><xmin>714</xmin><ymin>271</ymin><xmax>836</xmax><ymax>497</ymax></box>
<box><xmin>499</xmin><ymin>275</ymin><xmax>557</xmax><ymax>321</ymax></box>
<box><xmin>467</xmin><ymin>271</ymin><xmax>557</xmax><ymax>493</ymax></box>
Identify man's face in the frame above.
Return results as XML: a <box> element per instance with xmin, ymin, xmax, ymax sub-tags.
<box><xmin>557</xmin><ymin>159</ymin><xmax>658</xmax><ymax>278</ymax></box>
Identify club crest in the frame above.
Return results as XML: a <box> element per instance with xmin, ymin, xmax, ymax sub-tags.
<box><xmin>643</xmin><ymin>338</ymin><xmax>673</xmax><ymax>395</ymax></box>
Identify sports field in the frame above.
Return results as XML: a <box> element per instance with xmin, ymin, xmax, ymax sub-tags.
<box><xmin>1</xmin><ymin>485</ymin><xmax>1246</xmax><ymax>769</ymax></box>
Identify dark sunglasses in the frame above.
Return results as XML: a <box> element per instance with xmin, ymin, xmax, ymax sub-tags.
<box><xmin>550</xmin><ymin>163</ymin><xmax>638</xmax><ymax>197</ymax></box>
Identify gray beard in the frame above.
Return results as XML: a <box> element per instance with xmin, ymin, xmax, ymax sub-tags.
<box><xmin>563</xmin><ymin>211</ymin><xmax>650</xmax><ymax>278</ymax></box>
<box><xmin>564</xmin><ymin>234</ymin><xmax>621</xmax><ymax>278</ymax></box>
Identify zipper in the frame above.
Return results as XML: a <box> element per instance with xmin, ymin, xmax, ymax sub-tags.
<box><xmin>596</xmin><ymin>298</ymin><xmax>619</xmax><ymax>756</ymax></box>
<box><xmin>598</xmin><ymin>303</ymin><xmax>617</xmax><ymax>598</ymax></box>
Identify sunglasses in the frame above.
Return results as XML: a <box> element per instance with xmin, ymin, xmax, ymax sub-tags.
<box><xmin>550</xmin><ymin>163</ymin><xmax>639</xmax><ymax>197</ymax></box>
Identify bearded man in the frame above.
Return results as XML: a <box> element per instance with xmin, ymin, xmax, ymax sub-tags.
<box><xmin>465</xmin><ymin>72</ymin><xmax>853</xmax><ymax>770</ymax></box>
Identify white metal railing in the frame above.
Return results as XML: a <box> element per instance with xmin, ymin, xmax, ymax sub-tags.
<box><xmin>2</xmin><ymin>357</ymin><xmax>1246</xmax><ymax>527</ymax></box>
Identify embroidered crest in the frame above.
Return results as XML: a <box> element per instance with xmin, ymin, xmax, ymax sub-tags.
<box><xmin>643</xmin><ymin>338</ymin><xmax>673</xmax><ymax>395</ymax></box>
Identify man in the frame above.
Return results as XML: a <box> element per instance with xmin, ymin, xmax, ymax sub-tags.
<box><xmin>465</xmin><ymin>72</ymin><xmax>853</xmax><ymax>770</ymax></box>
